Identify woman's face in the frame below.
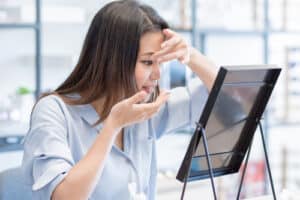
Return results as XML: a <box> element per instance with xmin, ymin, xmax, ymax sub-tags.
<box><xmin>135</xmin><ymin>31</ymin><xmax>164</xmax><ymax>101</ymax></box>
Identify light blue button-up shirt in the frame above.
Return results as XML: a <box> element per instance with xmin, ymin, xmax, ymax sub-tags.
<box><xmin>21</xmin><ymin>78</ymin><xmax>208</xmax><ymax>200</ymax></box>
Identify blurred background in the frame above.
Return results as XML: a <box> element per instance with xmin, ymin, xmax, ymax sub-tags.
<box><xmin>0</xmin><ymin>0</ymin><xmax>300</xmax><ymax>199</ymax></box>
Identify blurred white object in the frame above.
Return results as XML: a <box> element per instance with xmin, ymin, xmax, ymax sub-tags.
<box><xmin>0</xmin><ymin>95</ymin><xmax>11</xmax><ymax>121</ymax></box>
<box><xmin>0</xmin><ymin>151</ymin><xmax>23</xmax><ymax>172</ymax></box>
<box><xmin>280</xmin><ymin>189</ymin><xmax>300</xmax><ymax>200</ymax></box>
<box><xmin>22</xmin><ymin>5</ymin><xmax>86</xmax><ymax>24</ymax></box>
<box><xmin>0</xmin><ymin>11</ymin><xmax>8</xmax><ymax>22</ymax></box>
<box><xmin>21</xmin><ymin>94</ymin><xmax>34</xmax><ymax>122</ymax></box>
<box><xmin>244</xmin><ymin>189</ymin><xmax>300</xmax><ymax>200</ymax></box>
<box><xmin>128</xmin><ymin>182</ymin><xmax>146</xmax><ymax>200</ymax></box>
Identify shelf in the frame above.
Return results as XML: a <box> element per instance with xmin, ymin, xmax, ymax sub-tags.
<box><xmin>173</xmin><ymin>28</ymin><xmax>193</xmax><ymax>34</ymax></box>
<box><xmin>0</xmin><ymin>120</ymin><xmax>28</xmax><ymax>152</ymax></box>
<box><xmin>0</xmin><ymin>121</ymin><xmax>29</xmax><ymax>138</ymax></box>
<box><xmin>0</xmin><ymin>23</ymin><xmax>39</xmax><ymax>29</ymax></box>
<box><xmin>2</xmin><ymin>54</ymin><xmax>74</xmax><ymax>68</ymax></box>
<box><xmin>198</xmin><ymin>29</ymin><xmax>265</xmax><ymax>36</ymax></box>
<box><xmin>198</xmin><ymin>29</ymin><xmax>300</xmax><ymax>36</ymax></box>
<box><xmin>172</xmin><ymin>28</ymin><xmax>300</xmax><ymax>37</ymax></box>
<box><xmin>0</xmin><ymin>138</ymin><xmax>23</xmax><ymax>152</ymax></box>
<box><xmin>0</xmin><ymin>16</ymin><xmax>39</xmax><ymax>132</ymax></box>
<box><xmin>270</xmin><ymin>30</ymin><xmax>300</xmax><ymax>35</ymax></box>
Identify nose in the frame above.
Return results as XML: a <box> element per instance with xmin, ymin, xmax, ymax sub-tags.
<box><xmin>150</xmin><ymin>61</ymin><xmax>160</xmax><ymax>80</ymax></box>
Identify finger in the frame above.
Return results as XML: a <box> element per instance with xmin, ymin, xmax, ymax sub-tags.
<box><xmin>180</xmin><ymin>45</ymin><xmax>190</xmax><ymax>64</ymax></box>
<box><xmin>152</xmin><ymin>45</ymin><xmax>174</xmax><ymax>60</ymax></box>
<box><xmin>154</xmin><ymin>91</ymin><xmax>170</xmax><ymax>106</ymax></box>
<box><xmin>179</xmin><ymin>55</ymin><xmax>190</xmax><ymax>65</ymax></box>
<box><xmin>157</xmin><ymin>49</ymin><xmax>187</xmax><ymax>63</ymax></box>
<box><xmin>144</xmin><ymin>109</ymin><xmax>159</xmax><ymax>120</ymax></box>
<box><xmin>143</xmin><ymin>93</ymin><xmax>169</xmax><ymax>118</ymax></box>
<box><xmin>159</xmin><ymin>89</ymin><xmax>170</xmax><ymax>93</ymax></box>
<box><xmin>127</xmin><ymin>91</ymin><xmax>147</xmax><ymax>104</ymax></box>
<box><xmin>152</xmin><ymin>33</ymin><xmax>183</xmax><ymax>60</ymax></box>
<box><xmin>161</xmin><ymin>35</ymin><xmax>182</xmax><ymax>49</ymax></box>
<box><xmin>146</xmin><ymin>91</ymin><xmax>169</xmax><ymax>110</ymax></box>
<box><xmin>138</xmin><ymin>112</ymin><xmax>148</xmax><ymax>122</ymax></box>
<box><xmin>162</xmin><ymin>28</ymin><xmax>176</xmax><ymax>39</ymax></box>
<box><xmin>140</xmin><ymin>103</ymin><xmax>163</xmax><ymax>120</ymax></box>
<box><xmin>134</xmin><ymin>91</ymin><xmax>170</xmax><ymax>114</ymax></box>
<box><xmin>136</xmin><ymin>110</ymin><xmax>156</xmax><ymax>123</ymax></box>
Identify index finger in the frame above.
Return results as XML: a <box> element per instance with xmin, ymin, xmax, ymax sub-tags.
<box><xmin>151</xmin><ymin>45</ymin><xmax>174</xmax><ymax>61</ymax></box>
<box><xmin>161</xmin><ymin>34</ymin><xmax>182</xmax><ymax>49</ymax></box>
<box><xmin>135</xmin><ymin>91</ymin><xmax>170</xmax><ymax>113</ymax></box>
<box><xmin>146</xmin><ymin>91</ymin><xmax>170</xmax><ymax>109</ymax></box>
<box><xmin>152</xmin><ymin>37</ymin><xmax>182</xmax><ymax>61</ymax></box>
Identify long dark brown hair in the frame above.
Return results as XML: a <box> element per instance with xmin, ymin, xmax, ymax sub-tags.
<box><xmin>44</xmin><ymin>0</ymin><xmax>169</xmax><ymax>123</ymax></box>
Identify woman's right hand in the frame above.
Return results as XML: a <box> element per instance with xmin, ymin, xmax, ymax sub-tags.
<box><xmin>107</xmin><ymin>90</ymin><xmax>170</xmax><ymax>132</ymax></box>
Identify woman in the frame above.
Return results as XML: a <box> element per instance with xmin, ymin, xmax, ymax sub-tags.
<box><xmin>22</xmin><ymin>0</ymin><xmax>217</xmax><ymax>199</ymax></box>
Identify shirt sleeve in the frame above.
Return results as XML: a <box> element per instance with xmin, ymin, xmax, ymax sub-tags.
<box><xmin>152</xmin><ymin>78</ymin><xmax>208</xmax><ymax>139</ymax></box>
<box><xmin>21</xmin><ymin>96</ymin><xmax>75</xmax><ymax>199</ymax></box>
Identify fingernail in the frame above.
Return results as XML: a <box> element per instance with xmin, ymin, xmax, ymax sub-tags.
<box><xmin>164</xmin><ymin>91</ymin><xmax>171</xmax><ymax>95</ymax></box>
<box><xmin>161</xmin><ymin>43</ymin><xmax>166</xmax><ymax>48</ymax></box>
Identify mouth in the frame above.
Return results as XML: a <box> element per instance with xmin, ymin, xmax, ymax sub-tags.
<box><xmin>142</xmin><ymin>85</ymin><xmax>155</xmax><ymax>94</ymax></box>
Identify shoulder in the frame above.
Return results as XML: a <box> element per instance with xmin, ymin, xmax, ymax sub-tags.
<box><xmin>36</xmin><ymin>94</ymin><xmax>66</xmax><ymax>109</ymax></box>
<box><xmin>31</xmin><ymin>94</ymin><xmax>68</xmax><ymax>123</ymax></box>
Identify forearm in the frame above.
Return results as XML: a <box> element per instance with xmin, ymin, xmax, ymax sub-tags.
<box><xmin>187</xmin><ymin>47</ymin><xmax>218</xmax><ymax>91</ymax></box>
<box><xmin>51</xmin><ymin>119</ymin><xmax>120</xmax><ymax>200</ymax></box>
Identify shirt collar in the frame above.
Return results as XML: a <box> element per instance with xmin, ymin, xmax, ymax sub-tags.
<box><xmin>76</xmin><ymin>104</ymin><xmax>99</xmax><ymax>125</ymax></box>
<box><xmin>67</xmin><ymin>93</ymin><xmax>104</xmax><ymax>131</ymax></box>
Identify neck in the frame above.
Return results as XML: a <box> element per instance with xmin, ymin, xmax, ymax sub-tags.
<box><xmin>80</xmin><ymin>91</ymin><xmax>106</xmax><ymax>116</ymax></box>
<box><xmin>91</xmin><ymin>98</ymin><xmax>105</xmax><ymax>115</ymax></box>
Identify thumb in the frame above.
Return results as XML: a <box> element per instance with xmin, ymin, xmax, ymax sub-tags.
<box><xmin>127</xmin><ymin>91</ymin><xmax>147</xmax><ymax>104</ymax></box>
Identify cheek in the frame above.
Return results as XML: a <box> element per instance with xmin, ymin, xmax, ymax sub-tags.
<box><xmin>135</xmin><ymin>65</ymin><xmax>152</xmax><ymax>88</ymax></box>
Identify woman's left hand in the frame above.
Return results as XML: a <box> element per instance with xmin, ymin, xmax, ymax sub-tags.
<box><xmin>152</xmin><ymin>29</ymin><xmax>190</xmax><ymax>65</ymax></box>
<box><xmin>152</xmin><ymin>28</ymin><xmax>218</xmax><ymax>91</ymax></box>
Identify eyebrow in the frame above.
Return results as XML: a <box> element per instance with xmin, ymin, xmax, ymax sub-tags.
<box><xmin>140</xmin><ymin>52</ymin><xmax>154</xmax><ymax>56</ymax></box>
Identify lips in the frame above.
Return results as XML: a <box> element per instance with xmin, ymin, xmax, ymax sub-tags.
<box><xmin>142</xmin><ymin>85</ymin><xmax>155</xmax><ymax>94</ymax></box>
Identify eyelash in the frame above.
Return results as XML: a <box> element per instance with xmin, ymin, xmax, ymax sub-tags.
<box><xmin>141</xmin><ymin>60</ymin><xmax>153</xmax><ymax>66</ymax></box>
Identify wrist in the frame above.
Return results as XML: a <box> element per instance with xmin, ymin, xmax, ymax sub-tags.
<box><xmin>187</xmin><ymin>47</ymin><xmax>203</xmax><ymax>68</ymax></box>
<box><xmin>103</xmin><ymin>115</ymin><xmax>122</xmax><ymax>136</ymax></box>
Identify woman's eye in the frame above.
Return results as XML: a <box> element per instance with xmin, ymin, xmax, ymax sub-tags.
<box><xmin>141</xmin><ymin>60</ymin><xmax>153</xmax><ymax>66</ymax></box>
